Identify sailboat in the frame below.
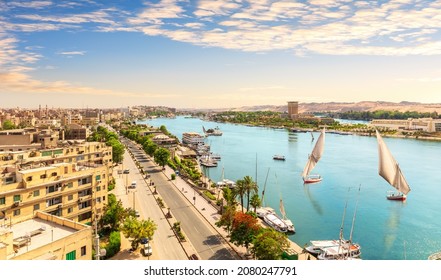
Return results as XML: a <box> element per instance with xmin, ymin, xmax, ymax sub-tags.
<box><xmin>376</xmin><ymin>130</ymin><xmax>411</xmax><ymax>201</ymax></box>
<box><xmin>279</xmin><ymin>198</ymin><xmax>295</xmax><ymax>233</ymax></box>
<box><xmin>301</xmin><ymin>128</ymin><xmax>325</xmax><ymax>184</ymax></box>
<box><xmin>305</xmin><ymin>187</ymin><xmax>362</xmax><ymax>260</ymax></box>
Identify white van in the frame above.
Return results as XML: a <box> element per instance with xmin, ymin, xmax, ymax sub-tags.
<box><xmin>130</xmin><ymin>181</ymin><xmax>136</xmax><ymax>189</ymax></box>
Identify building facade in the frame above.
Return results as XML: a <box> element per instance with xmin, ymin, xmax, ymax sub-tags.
<box><xmin>0</xmin><ymin>141</ymin><xmax>113</xmax><ymax>226</ymax></box>
<box><xmin>370</xmin><ymin>118</ymin><xmax>441</xmax><ymax>132</ymax></box>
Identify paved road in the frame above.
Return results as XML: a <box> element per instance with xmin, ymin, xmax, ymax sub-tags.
<box><xmin>113</xmin><ymin>148</ymin><xmax>188</xmax><ymax>260</ymax></box>
<box><xmin>124</xmin><ymin>139</ymin><xmax>239</xmax><ymax>260</ymax></box>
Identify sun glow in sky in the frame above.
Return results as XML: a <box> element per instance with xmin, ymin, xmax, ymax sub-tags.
<box><xmin>1</xmin><ymin>0</ymin><xmax>441</xmax><ymax>109</ymax></box>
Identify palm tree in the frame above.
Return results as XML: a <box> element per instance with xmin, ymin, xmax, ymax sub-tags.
<box><xmin>243</xmin><ymin>175</ymin><xmax>258</xmax><ymax>212</ymax></box>
<box><xmin>234</xmin><ymin>179</ymin><xmax>246</xmax><ymax>213</ymax></box>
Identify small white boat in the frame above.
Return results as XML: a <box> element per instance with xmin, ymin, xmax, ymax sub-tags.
<box><xmin>263</xmin><ymin>212</ymin><xmax>288</xmax><ymax>233</ymax></box>
<box><xmin>256</xmin><ymin>207</ymin><xmax>275</xmax><ymax>218</ymax></box>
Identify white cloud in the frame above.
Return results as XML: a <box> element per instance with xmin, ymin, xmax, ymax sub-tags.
<box><xmin>57</xmin><ymin>51</ymin><xmax>86</xmax><ymax>56</ymax></box>
<box><xmin>9</xmin><ymin>1</ymin><xmax>53</xmax><ymax>9</ymax></box>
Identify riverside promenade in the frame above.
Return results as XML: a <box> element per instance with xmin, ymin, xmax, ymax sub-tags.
<box><xmin>117</xmin><ymin>139</ymin><xmax>312</xmax><ymax>260</ymax></box>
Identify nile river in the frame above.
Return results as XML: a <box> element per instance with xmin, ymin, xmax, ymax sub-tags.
<box><xmin>140</xmin><ymin>116</ymin><xmax>441</xmax><ymax>260</ymax></box>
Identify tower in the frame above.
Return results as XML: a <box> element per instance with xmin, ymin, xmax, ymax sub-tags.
<box><xmin>287</xmin><ymin>101</ymin><xmax>299</xmax><ymax>119</ymax></box>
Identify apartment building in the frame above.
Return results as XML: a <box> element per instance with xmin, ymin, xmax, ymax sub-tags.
<box><xmin>0</xmin><ymin>141</ymin><xmax>113</xmax><ymax>226</ymax></box>
<box><xmin>0</xmin><ymin>211</ymin><xmax>92</xmax><ymax>260</ymax></box>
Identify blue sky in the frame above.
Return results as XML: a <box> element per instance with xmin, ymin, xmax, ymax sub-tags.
<box><xmin>1</xmin><ymin>0</ymin><xmax>441</xmax><ymax>109</ymax></box>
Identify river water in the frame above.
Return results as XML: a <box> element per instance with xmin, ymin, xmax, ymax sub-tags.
<box><xmin>140</xmin><ymin>116</ymin><xmax>441</xmax><ymax>260</ymax></box>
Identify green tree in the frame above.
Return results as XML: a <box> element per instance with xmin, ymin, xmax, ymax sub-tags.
<box><xmin>99</xmin><ymin>194</ymin><xmax>128</xmax><ymax>232</ymax></box>
<box><xmin>234</xmin><ymin>179</ymin><xmax>246</xmax><ymax>213</ymax></box>
<box><xmin>2</xmin><ymin>120</ymin><xmax>16</xmax><ymax>130</ymax></box>
<box><xmin>121</xmin><ymin>216</ymin><xmax>157</xmax><ymax>250</ymax></box>
<box><xmin>243</xmin><ymin>176</ymin><xmax>258</xmax><ymax>212</ymax></box>
<box><xmin>154</xmin><ymin>147</ymin><xmax>170</xmax><ymax>169</ymax></box>
<box><xmin>252</xmin><ymin>228</ymin><xmax>290</xmax><ymax>260</ymax></box>
<box><xmin>250</xmin><ymin>193</ymin><xmax>262</xmax><ymax>213</ymax></box>
<box><xmin>107</xmin><ymin>138</ymin><xmax>125</xmax><ymax>164</ymax></box>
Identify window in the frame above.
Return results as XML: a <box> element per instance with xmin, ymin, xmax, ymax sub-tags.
<box><xmin>27</xmin><ymin>176</ymin><xmax>33</xmax><ymax>181</ymax></box>
<box><xmin>13</xmin><ymin>195</ymin><xmax>21</xmax><ymax>202</ymax></box>
<box><xmin>66</xmin><ymin>250</ymin><xmax>76</xmax><ymax>260</ymax></box>
<box><xmin>33</xmin><ymin>204</ymin><xmax>40</xmax><ymax>211</ymax></box>
<box><xmin>81</xmin><ymin>246</ymin><xmax>87</xmax><ymax>256</ymax></box>
<box><xmin>0</xmin><ymin>197</ymin><xmax>5</xmax><ymax>205</ymax></box>
<box><xmin>68</xmin><ymin>207</ymin><xmax>73</xmax><ymax>214</ymax></box>
<box><xmin>68</xmin><ymin>195</ymin><xmax>73</xmax><ymax>201</ymax></box>
<box><xmin>33</xmin><ymin>190</ymin><xmax>40</xmax><ymax>197</ymax></box>
<box><xmin>96</xmin><ymin>186</ymin><xmax>101</xmax><ymax>192</ymax></box>
<box><xmin>40</xmin><ymin>174</ymin><xmax>47</xmax><ymax>179</ymax></box>
<box><xmin>67</xmin><ymin>182</ymin><xmax>73</xmax><ymax>188</ymax></box>
<box><xmin>13</xmin><ymin>209</ymin><xmax>20</xmax><ymax>216</ymax></box>
<box><xmin>5</xmin><ymin>177</ymin><xmax>14</xmax><ymax>184</ymax></box>
<box><xmin>51</xmin><ymin>172</ymin><xmax>57</xmax><ymax>177</ymax></box>
<box><xmin>95</xmin><ymin>175</ymin><xmax>101</xmax><ymax>181</ymax></box>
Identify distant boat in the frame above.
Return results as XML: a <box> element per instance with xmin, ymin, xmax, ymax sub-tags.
<box><xmin>301</xmin><ymin>128</ymin><xmax>325</xmax><ymax>184</ymax></box>
<box><xmin>376</xmin><ymin>130</ymin><xmax>411</xmax><ymax>201</ymax></box>
<box><xmin>203</xmin><ymin>125</ymin><xmax>223</xmax><ymax>136</ymax></box>
<box><xmin>273</xmin><ymin>155</ymin><xmax>285</xmax><ymax>161</ymax></box>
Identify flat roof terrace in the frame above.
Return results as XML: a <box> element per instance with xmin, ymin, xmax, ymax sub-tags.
<box><xmin>1</xmin><ymin>214</ymin><xmax>83</xmax><ymax>259</ymax></box>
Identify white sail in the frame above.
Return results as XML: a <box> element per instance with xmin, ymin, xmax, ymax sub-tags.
<box><xmin>376</xmin><ymin>130</ymin><xmax>411</xmax><ymax>195</ymax></box>
<box><xmin>301</xmin><ymin>128</ymin><xmax>325</xmax><ymax>178</ymax></box>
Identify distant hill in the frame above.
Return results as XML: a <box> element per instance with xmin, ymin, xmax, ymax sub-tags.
<box><xmin>210</xmin><ymin>101</ymin><xmax>441</xmax><ymax>114</ymax></box>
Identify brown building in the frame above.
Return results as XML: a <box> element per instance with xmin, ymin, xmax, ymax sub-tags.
<box><xmin>287</xmin><ymin>101</ymin><xmax>299</xmax><ymax>119</ymax></box>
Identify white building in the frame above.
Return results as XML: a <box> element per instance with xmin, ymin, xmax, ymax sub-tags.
<box><xmin>370</xmin><ymin>118</ymin><xmax>441</xmax><ymax>132</ymax></box>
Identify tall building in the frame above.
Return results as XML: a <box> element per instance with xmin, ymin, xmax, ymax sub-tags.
<box><xmin>0</xmin><ymin>141</ymin><xmax>113</xmax><ymax>226</ymax></box>
<box><xmin>287</xmin><ymin>101</ymin><xmax>299</xmax><ymax>119</ymax></box>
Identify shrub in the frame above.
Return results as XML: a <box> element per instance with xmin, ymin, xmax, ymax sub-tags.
<box><xmin>104</xmin><ymin>231</ymin><xmax>121</xmax><ymax>259</ymax></box>
<box><xmin>171</xmin><ymin>173</ymin><xmax>176</xmax><ymax>180</ymax></box>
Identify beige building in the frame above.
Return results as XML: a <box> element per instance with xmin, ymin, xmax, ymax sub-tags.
<box><xmin>370</xmin><ymin>118</ymin><xmax>441</xmax><ymax>132</ymax></box>
<box><xmin>0</xmin><ymin>211</ymin><xmax>92</xmax><ymax>260</ymax></box>
<box><xmin>0</xmin><ymin>142</ymin><xmax>112</xmax><ymax>226</ymax></box>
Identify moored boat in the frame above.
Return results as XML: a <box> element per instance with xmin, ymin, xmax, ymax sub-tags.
<box><xmin>263</xmin><ymin>212</ymin><xmax>288</xmax><ymax>233</ymax></box>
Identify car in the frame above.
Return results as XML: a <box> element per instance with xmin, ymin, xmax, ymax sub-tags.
<box><xmin>142</xmin><ymin>244</ymin><xmax>152</xmax><ymax>256</ymax></box>
<box><xmin>135</xmin><ymin>210</ymin><xmax>140</xmax><ymax>217</ymax></box>
<box><xmin>140</xmin><ymin>237</ymin><xmax>149</xmax><ymax>244</ymax></box>
<box><xmin>123</xmin><ymin>169</ymin><xmax>130</xmax><ymax>174</ymax></box>
<box><xmin>117</xmin><ymin>170</ymin><xmax>123</xmax><ymax>174</ymax></box>
<box><xmin>129</xmin><ymin>181</ymin><xmax>136</xmax><ymax>189</ymax></box>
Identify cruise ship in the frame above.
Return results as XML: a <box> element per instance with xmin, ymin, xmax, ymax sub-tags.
<box><xmin>182</xmin><ymin>132</ymin><xmax>205</xmax><ymax>145</ymax></box>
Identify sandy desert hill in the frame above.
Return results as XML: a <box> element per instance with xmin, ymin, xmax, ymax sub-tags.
<box><xmin>224</xmin><ymin>101</ymin><xmax>441</xmax><ymax>114</ymax></box>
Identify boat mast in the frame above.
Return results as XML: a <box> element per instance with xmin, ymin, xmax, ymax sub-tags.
<box><xmin>347</xmin><ymin>185</ymin><xmax>361</xmax><ymax>259</ymax></box>
<box><xmin>261</xmin><ymin>167</ymin><xmax>270</xmax><ymax>207</ymax></box>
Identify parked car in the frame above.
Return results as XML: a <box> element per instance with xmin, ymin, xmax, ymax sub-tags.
<box><xmin>140</xmin><ymin>237</ymin><xmax>149</xmax><ymax>244</ymax></box>
<box><xmin>135</xmin><ymin>210</ymin><xmax>140</xmax><ymax>217</ymax></box>
<box><xmin>123</xmin><ymin>169</ymin><xmax>130</xmax><ymax>174</ymax></box>
<box><xmin>129</xmin><ymin>181</ymin><xmax>137</xmax><ymax>189</ymax></box>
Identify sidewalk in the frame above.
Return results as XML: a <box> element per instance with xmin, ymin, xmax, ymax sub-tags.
<box><xmin>160</xmin><ymin>162</ymin><xmax>312</xmax><ymax>260</ymax></box>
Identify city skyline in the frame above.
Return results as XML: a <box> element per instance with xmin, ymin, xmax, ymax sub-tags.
<box><xmin>1</xmin><ymin>0</ymin><xmax>441</xmax><ymax>109</ymax></box>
